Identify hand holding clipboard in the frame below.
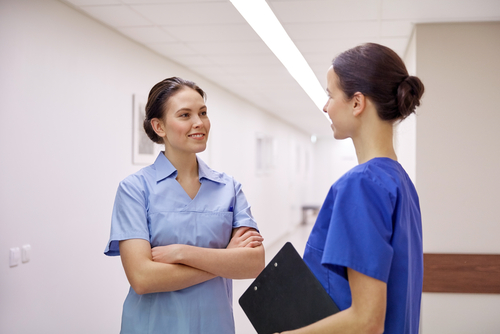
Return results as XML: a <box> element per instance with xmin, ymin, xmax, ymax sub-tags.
<box><xmin>239</xmin><ymin>242</ymin><xmax>339</xmax><ymax>334</ymax></box>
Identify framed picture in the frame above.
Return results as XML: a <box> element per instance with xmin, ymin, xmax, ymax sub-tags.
<box><xmin>132</xmin><ymin>94</ymin><xmax>162</xmax><ymax>165</ymax></box>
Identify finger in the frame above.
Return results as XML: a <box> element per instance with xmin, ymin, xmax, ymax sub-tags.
<box><xmin>240</xmin><ymin>236</ymin><xmax>264</xmax><ymax>247</ymax></box>
<box><xmin>232</xmin><ymin>227</ymin><xmax>250</xmax><ymax>238</ymax></box>
<box><xmin>245</xmin><ymin>241</ymin><xmax>263</xmax><ymax>248</ymax></box>
<box><xmin>239</xmin><ymin>230</ymin><xmax>262</xmax><ymax>240</ymax></box>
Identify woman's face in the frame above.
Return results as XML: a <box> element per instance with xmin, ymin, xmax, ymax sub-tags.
<box><xmin>324</xmin><ymin>66</ymin><xmax>355</xmax><ymax>140</ymax></box>
<box><xmin>161</xmin><ymin>87</ymin><xmax>210</xmax><ymax>156</ymax></box>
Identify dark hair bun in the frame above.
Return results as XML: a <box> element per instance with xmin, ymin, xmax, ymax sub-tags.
<box><xmin>397</xmin><ymin>76</ymin><xmax>425</xmax><ymax>119</ymax></box>
<box><xmin>332</xmin><ymin>43</ymin><xmax>425</xmax><ymax>122</ymax></box>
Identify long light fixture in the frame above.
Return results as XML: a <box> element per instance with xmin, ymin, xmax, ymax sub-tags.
<box><xmin>229</xmin><ymin>0</ymin><xmax>330</xmax><ymax>122</ymax></box>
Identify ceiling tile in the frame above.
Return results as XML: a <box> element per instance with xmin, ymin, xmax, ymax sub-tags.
<box><xmin>187</xmin><ymin>40</ymin><xmax>271</xmax><ymax>55</ymax></box>
<box><xmin>283</xmin><ymin>21</ymin><xmax>380</xmax><ymax>40</ymax></box>
<box><xmin>206</xmin><ymin>53</ymin><xmax>283</xmax><ymax>67</ymax></box>
<box><xmin>294</xmin><ymin>38</ymin><xmax>369</xmax><ymax>55</ymax></box>
<box><xmin>164</xmin><ymin>23</ymin><xmax>260</xmax><ymax>43</ymax></box>
<box><xmin>130</xmin><ymin>2</ymin><xmax>246</xmax><ymax>26</ymax></box>
<box><xmin>270</xmin><ymin>0</ymin><xmax>381</xmax><ymax>23</ymax></box>
<box><xmin>121</xmin><ymin>0</ymin><xmax>226</xmax><ymax>3</ymax></box>
<box><xmin>382</xmin><ymin>0</ymin><xmax>500</xmax><ymax>21</ymax></box>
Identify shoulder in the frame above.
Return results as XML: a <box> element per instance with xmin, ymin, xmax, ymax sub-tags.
<box><xmin>333</xmin><ymin>159</ymin><xmax>404</xmax><ymax>202</ymax></box>
<box><xmin>118</xmin><ymin>165</ymin><xmax>155</xmax><ymax>192</ymax></box>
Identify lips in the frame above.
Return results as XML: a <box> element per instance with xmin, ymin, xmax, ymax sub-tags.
<box><xmin>188</xmin><ymin>133</ymin><xmax>205</xmax><ymax>139</ymax></box>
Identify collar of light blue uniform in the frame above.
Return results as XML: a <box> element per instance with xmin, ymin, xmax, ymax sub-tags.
<box><xmin>153</xmin><ymin>152</ymin><xmax>225</xmax><ymax>184</ymax></box>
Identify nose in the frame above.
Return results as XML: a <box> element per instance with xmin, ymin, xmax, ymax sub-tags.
<box><xmin>323</xmin><ymin>100</ymin><xmax>328</xmax><ymax>113</ymax></box>
<box><xmin>192</xmin><ymin>115</ymin><xmax>203</xmax><ymax>128</ymax></box>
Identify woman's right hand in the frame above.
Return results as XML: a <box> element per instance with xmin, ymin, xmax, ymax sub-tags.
<box><xmin>227</xmin><ymin>227</ymin><xmax>264</xmax><ymax>249</ymax></box>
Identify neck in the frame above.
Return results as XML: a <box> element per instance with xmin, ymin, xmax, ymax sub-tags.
<box><xmin>351</xmin><ymin>113</ymin><xmax>397</xmax><ymax>165</ymax></box>
<box><xmin>163</xmin><ymin>149</ymin><xmax>199</xmax><ymax>180</ymax></box>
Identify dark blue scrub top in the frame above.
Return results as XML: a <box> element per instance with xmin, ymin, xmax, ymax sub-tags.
<box><xmin>304</xmin><ymin>158</ymin><xmax>423</xmax><ymax>334</ymax></box>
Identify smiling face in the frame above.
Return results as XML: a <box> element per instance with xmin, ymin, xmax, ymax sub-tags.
<box><xmin>157</xmin><ymin>87</ymin><xmax>210</xmax><ymax>157</ymax></box>
<box><xmin>324</xmin><ymin>66</ymin><xmax>356</xmax><ymax>140</ymax></box>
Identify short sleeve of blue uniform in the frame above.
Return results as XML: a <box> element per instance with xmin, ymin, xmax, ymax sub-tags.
<box><xmin>321</xmin><ymin>168</ymin><xmax>395</xmax><ymax>283</ymax></box>
<box><xmin>105</xmin><ymin>176</ymin><xmax>150</xmax><ymax>256</ymax></box>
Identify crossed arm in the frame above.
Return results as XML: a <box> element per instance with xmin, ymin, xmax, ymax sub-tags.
<box><xmin>276</xmin><ymin>268</ymin><xmax>387</xmax><ymax>334</ymax></box>
<box><xmin>119</xmin><ymin>227</ymin><xmax>265</xmax><ymax>295</ymax></box>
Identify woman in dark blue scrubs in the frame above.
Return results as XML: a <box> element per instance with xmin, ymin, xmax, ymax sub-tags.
<box><xmin>280</xmin><ymin>43</ymin><xmax>425</xmax><ymax>334</ymax></box>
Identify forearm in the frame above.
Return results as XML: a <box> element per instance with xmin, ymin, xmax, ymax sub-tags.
<box><xmin>281</xmin><ymin>308</ymin><xmax>382</xmax><ymax>334</ymax></box>
<box><xmin>130</xmin><ymin>261</ymin><xmax>216</xmax><ymax>294</ymax></box>
<box><xmin>173</xmin><ymin>244</ymin><xmax>265</xmax><ymax>279</ymax></box>
<box><xmin>120</xmin><ymin>239</ymin><xmax>215</xmax><ymax>295</ymax></box>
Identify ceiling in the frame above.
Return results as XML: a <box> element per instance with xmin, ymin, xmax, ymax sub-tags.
<box><xmin>60</xmin><ymin>0</ymin><xmax>500</xmax><ymax>137</ymax></box>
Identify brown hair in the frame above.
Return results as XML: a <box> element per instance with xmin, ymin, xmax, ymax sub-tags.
<box><xmin>332</xmin><ymin>43</ymin><xmax>424</xmax><ymax>121</ymax></box>
<box><xmin>143</xmin><ymin>77</ymin><xmax>206</xmax><ymax>144</ymax></box>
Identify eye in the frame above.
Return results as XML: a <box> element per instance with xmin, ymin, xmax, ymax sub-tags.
<box><xmin>180</xmin><ymin>113</ymin><xmax>189</xmax><ymax>118</ymax></box>
<box><xmin>200</xmin><ymin>110</ymin><xmax>208</xmax><ymax>116</ymax></box>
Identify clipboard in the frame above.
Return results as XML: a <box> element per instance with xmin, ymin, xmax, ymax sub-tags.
<box><xmin>239</xmin><ymin>242</ymin><xmax>340</xmax><ymax>334</ymax></box>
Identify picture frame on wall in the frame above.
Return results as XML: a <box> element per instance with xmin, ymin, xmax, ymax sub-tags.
<box><xmin>132</xmin><ymin>94</ymin><xmax>162</xmax><ymax>165</ymax></box>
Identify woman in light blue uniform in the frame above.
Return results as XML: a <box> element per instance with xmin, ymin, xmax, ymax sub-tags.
<box><xmin>105</xmin><ymin>77</ymin><xmax>265</xmax><ymax>334</ymax></box>
<box><xmin>279</xmin><ymin>43</ymin><xmax>425</xmax><ymax>334</ymax></box>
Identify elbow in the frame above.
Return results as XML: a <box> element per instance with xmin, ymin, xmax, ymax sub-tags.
<box><xmin>127</xmin><ymin>272</ymin><xmax>154</xmax><ymax>295</ymax></box>
<box><xmin>130</xmin><ymin>279</ymin><xmax>150</xmax><ymax>295</ymax></box>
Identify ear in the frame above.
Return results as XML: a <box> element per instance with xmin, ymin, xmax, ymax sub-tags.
<box><xmin>150</xmin><ymin>118</ymin><xmax>166</xmax><ymax>139</ymax></box>
<box><xmin>351</xmin><ymin>92</ymin><xmax>366</xmax><ymax>117</ymax></box>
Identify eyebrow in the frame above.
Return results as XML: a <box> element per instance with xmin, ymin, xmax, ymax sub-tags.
<box><xmin>175</xmin><ymin>106</ymin><xmax>207</xmax><ymax>114</ymax></box>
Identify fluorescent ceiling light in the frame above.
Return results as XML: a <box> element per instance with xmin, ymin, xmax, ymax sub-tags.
<box><xmin>229</xmin><ymin>0</ymin><xmax>330</xmax><ymax>123</ymax></box>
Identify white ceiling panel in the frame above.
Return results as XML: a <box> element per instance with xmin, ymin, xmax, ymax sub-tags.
<box><xmin>382</xmin><ymin>0</ymin><xmax>500</xmax><ymax>21</ymax></box>
<box><xmin>164</xmin><ymin>23</ymin><xmax>260</xmax><ymax>43</ymax></box>
<box><xmin>121</xmin><ymin>0</ymin><xmax>227</xmax><ymax>3</ymax></box>
<box><xmin>187</xmin><ymin>40</ymin><xmax>271</xmax><ymax>55</ymax></box>
<box><xmin>269</xmin><ymin>0</ymin><xmax>380</xmax><ymax>23</ymax></box>
<box><xmin>206</xmin><ymin>53</ymin><xmax>283</xmax><ymax>67</ymax></box>
<box><xmin>293</xmin><ymin>37</ymin><xmax>373</xmax><ymax>56</ymax></box>
<box><xmin>129</xmin><ymin>2</ymin><xmax>245</xmax><ymax>26</ymax></box>
<box><xmin>282</xmin><ymin>21</ymin><xmax>380</xmax><ymax>40</ymax></box>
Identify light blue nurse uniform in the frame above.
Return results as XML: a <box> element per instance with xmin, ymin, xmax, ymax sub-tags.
<box><xmin>105</xmin><ymin>152</ymin><xmax>258</xmax><ymax>334</ymax></box>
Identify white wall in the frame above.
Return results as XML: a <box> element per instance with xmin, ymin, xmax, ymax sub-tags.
<box><xmin>310</xmin><ymin>136</ymin><xmax>357</xmax><ymax>205</ymax></box>
<box><xmin>0</xmin><ymin>1</ymin><xmax>314</xmax><ymax>333</ymax></box>
<box><xmin>415</xmin><ymin>22</ymin><xmax>500</xmax><ymax>334</ymax></box>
